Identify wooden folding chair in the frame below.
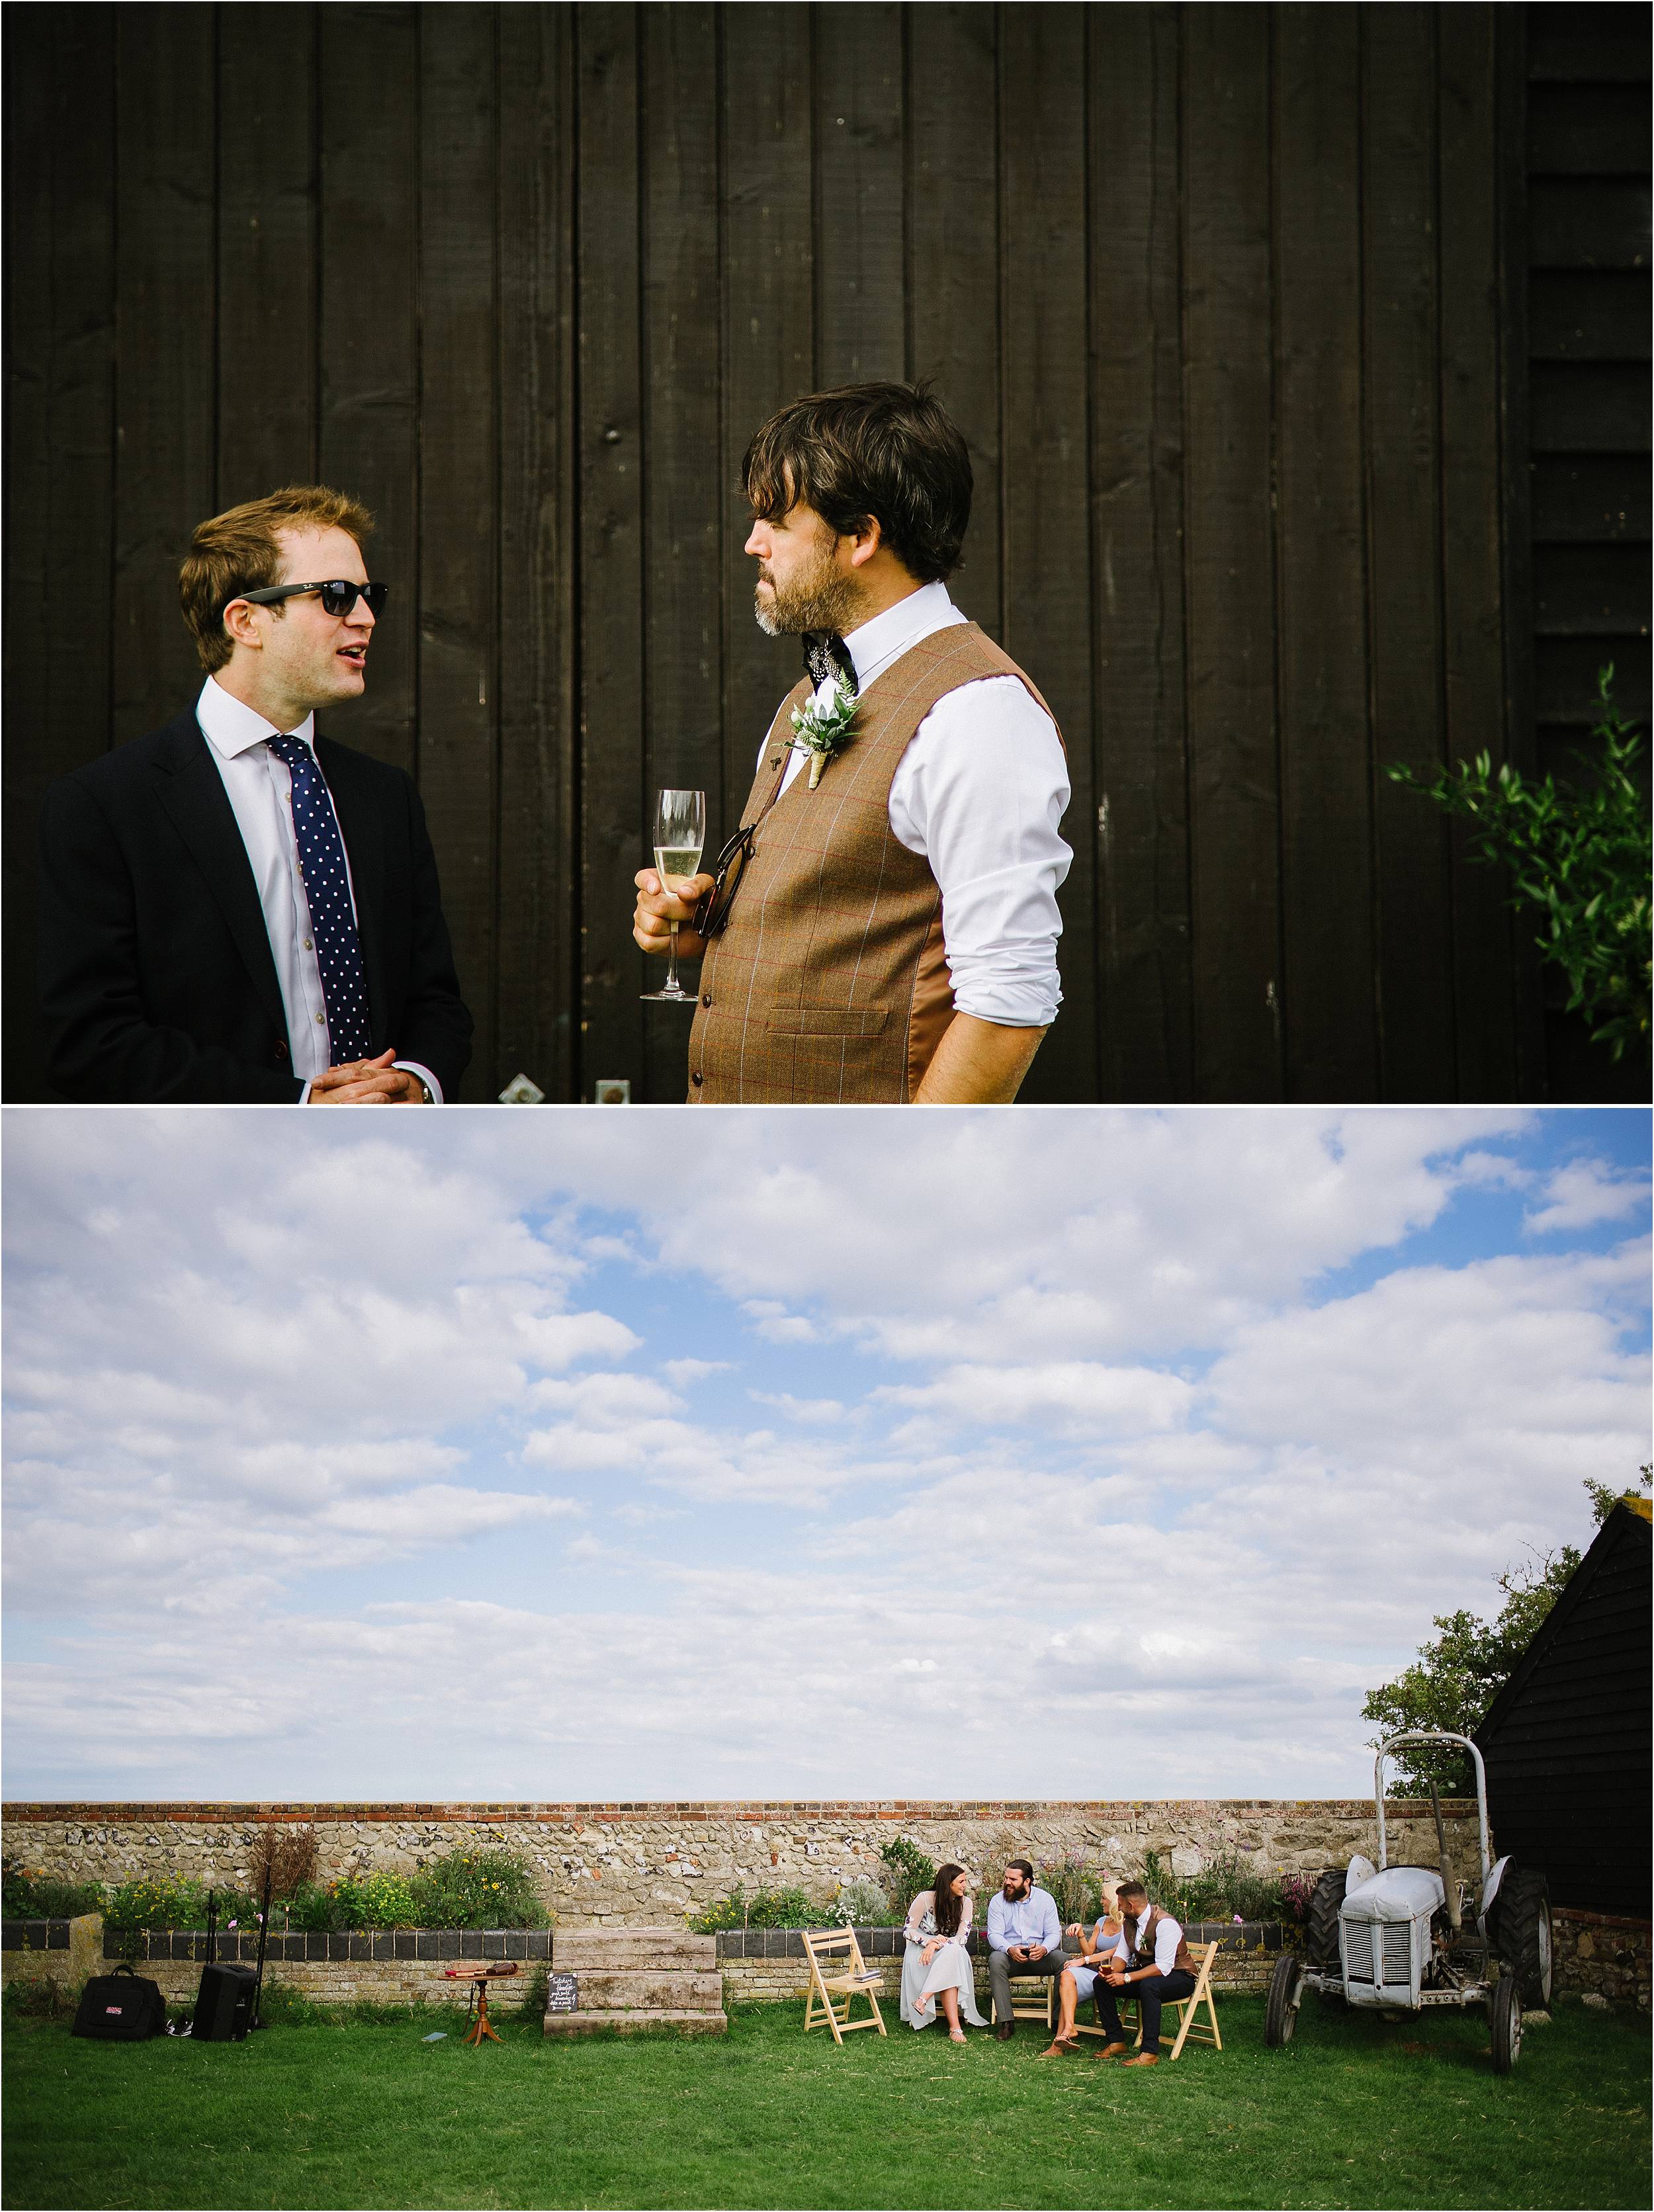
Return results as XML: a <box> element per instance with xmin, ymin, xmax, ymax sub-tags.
<box><xmin>1139</xmin><ymin>1941</ymin><xmax>1221</xmax><ymax>2061</ymax></box>
<box><xmin>801</xmin><ymin>1928</ymin><xmax>887</xmax><ymax>2045</ymax></box>
<box><xmin>1007</xmin><ymin>1971</ymin><xmax>1057</xmax><ymax>2031</ymax></box>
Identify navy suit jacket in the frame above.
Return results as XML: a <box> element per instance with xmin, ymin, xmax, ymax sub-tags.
<box><xmin>38</xmin><ymin>710</ymin><xmax>473</xmax><ymax>1102</ymax></box>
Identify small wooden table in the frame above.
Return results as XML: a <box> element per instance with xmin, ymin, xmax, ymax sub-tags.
<box><xmin>442</xmin><ymin>1961</ymin><xmax>521</xmax><ymax>2046</ymax></box>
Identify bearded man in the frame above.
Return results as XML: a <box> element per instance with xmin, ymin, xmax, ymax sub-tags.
<box><xmin>632</xmin><ymin>381</ymin><xmax>1072</xmax><ymax>1104</ymax></box>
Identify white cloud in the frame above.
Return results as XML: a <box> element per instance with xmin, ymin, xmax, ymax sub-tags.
<box><xmin>3</xmin><ymin>1105</ymin><xmax>1645</xmax><ymax>1801</ymax></box>
<box><xmin>1524</xmin><ymin>1157</ymin><xmax>1653</xmax><ymax>1236</ymax></box>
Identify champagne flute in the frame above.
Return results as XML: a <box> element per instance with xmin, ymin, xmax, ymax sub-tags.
<box><xmin>640</xmin><ymin>787</ymin><xmax>706</xmax><ymax>1003</ymax></box>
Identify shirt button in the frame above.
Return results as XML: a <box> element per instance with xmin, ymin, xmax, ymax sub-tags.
<box><xmin>315</xmin><ymin>1013</ymin><xmax>325</xmax><ymax>1024</ymax></box>
<box><xmin>691</xmin><ymin>1072</ymin><xmax>703</xmax><ymax>1087</ymax></box>
<box><xmin>303</xmin><ymin>939</ymin><xmax>313</xmax><ymax>951</ymax></box>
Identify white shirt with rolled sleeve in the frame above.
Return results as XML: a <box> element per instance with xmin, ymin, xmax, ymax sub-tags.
<box><xmin>762</xmin><ymin>581</ymin><xmax>1072</xmax><ymax>1027</ymax></box>
<box><xmin>195</xmin><ymin>677</ymin><xmax>443</xmax><ymax>1103</ymax></box>
<box><xmin>985</xmin><ymin>1884</ymin><xmax>1064</xmax><ymax>1955</ymax></box>
<box><xmin>1113</xmin><ymin>1906</ymin><xmax>1186</xmax><ymax>1977</ymax></box>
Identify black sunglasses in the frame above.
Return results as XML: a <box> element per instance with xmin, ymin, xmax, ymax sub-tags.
<box><xmin>238</xmin><ymin>579</ymin><xmax>390</xmax><ymax>619</ymax></box>
<box><xmin>693</xmin><ymin>822</ymin><xmax>758</xmax><ymax>939</ymax></box>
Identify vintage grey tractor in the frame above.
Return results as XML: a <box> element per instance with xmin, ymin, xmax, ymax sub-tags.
<box><xmin>1265</xmin><ymin>1730</ymin><xmax>1552</xmax><ymax>2072</ymax></box>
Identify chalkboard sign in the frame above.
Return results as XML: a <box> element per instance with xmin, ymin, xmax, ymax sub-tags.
<box><xmin>545</xmin><ymin>1973</ymin><xmax>579</xmax><ymax>2014</ymax></box>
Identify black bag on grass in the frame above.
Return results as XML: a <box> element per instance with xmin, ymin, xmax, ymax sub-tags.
<box><xmin>72</xmin><ymin>1961</ymin><xmax>167</xmax><ymax>2040</ymax></box>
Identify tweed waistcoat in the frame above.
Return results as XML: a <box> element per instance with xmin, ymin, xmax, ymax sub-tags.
<box><xmin>1123</xmin><ymin>1906</ymin><xmax>1195</xmax><ymax>1977</ymax></box>
<box><xmin>686</xmin><ymin>622</ymin><xmax>1059</xmax><ymax>1103</ymax></box>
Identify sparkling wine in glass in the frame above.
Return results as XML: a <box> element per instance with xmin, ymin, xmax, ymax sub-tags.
<box><xmin>640</xmin><ymin>787</ymin><xmax>706</xmax><ymax>1003</ymax></box>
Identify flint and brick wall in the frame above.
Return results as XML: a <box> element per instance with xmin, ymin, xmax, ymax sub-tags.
<box><xmin>1552</xmin><ymin>1908</ymin><xmax>1651</xmax><ymax>2011</ymax></box>
<box><xmin>0</xmin><ymin>1799</ymin><xmax>1490</xmax><ymax>1928</ymax></box>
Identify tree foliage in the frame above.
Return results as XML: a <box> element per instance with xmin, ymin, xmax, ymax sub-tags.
<box><xmin>1387</xmin><ymin>667</ymin><xmax>1651</xmax><ymax>1062</ymax></box>
<box><xmin>1363</xmin><ymin>1471</ymin><xmax>1650</xmax><ymax>1796</ymax></box>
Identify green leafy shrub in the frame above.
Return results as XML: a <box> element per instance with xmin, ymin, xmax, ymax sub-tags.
<box><xmin>1135</xmin><ymin>1847</ymin><xmax>1286</xmax><ymax>1924</ymax></box>
<box><xmin>1036</xmin><ymin>1848</ymin><xmax>1111</xmax><ymax>1927</ymax></box>
<box><xmin>1387</xmin><ymin>667</ymin><xmax>1651</xmax><ymax>1062</ymax></box>
<box><xmin>826</xmin><ymin>1877</ymin><xmax>899</xmax><ymax>1928</ymax></box>
<box><xmin>1</xmin><ymin>1972</ymin><xmax>75</xmax><ymax>2020</ymax></box>
<box><xmin>1</xmin><ymin>1859</ymin><xmax>105</xmax><ymax>1919</ymax></box>
<box><xmin>408</xmin><ymin>1848</ymin><xmax>550</xmax><ymax>1930</ymax></box>
<box><xmin>877</xmin><ymin>1836</ymin><xmax>936</xmax><ymax>1907</ymax></box>
<box><xmin>103</xmin><ymin>1876</ymin><xmax>262</xmax><ymax>1934</ymax></box>
<box><xmin>326</xmin><ymin>1871</ymin><xmax>419</xmax><ymax>1928</ymax></box>
<box><xmin>685</xmin><ymin>1883</ymin><xmax>814</xmax><ymax>1932</ymax></box>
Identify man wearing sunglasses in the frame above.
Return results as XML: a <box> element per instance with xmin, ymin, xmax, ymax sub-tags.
<box><xmin>633</xmin><ymin>382</ymin><xmax>1071</xmax><ymax>1104</ymax></box>
<box><xmin>37</xmin><ymin>485</ymin><xmax>472</xmax><ymax>1102</ymax></box>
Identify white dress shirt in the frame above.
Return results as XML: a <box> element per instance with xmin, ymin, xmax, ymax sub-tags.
<box><xmin>762</xmin><ymin>581</ymin><xmax>1072</xmax><ymax>1027</ymax></box>
<box><xmin>1113</xmin><ymin>1907</ymin><xmax>1185</xmax><ymax>1976</ymax></box>
<box><xmin>985</xmin><ymin>1883</ymin><xmax>1065</xmax><ymax>1955</ymax></box>
<box><xmin>195</xmin><ymin>678</ymin><xmax>442</xmax><ymax>1102</ymax></box>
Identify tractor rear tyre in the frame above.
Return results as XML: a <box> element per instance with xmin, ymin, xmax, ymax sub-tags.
<box><xmin>1495</xmin><ymin>1867</ymin><xmax>1553</xmax><ymax>2010</ymax></box>
<box><xmin>1490</xmin><ymin>1973</ymin><xmax>1522</xmax><ymax>2073</ymax></box>
<box><xmin>1265</xmin><ymin>1953</ymin><xmax>1303</xmax><ymax>2047</ymax></box>
<box><xmin>1305</xmin><ymin>1868</ymin><xmax>1344</xmax><ymax>1968</ymax></box>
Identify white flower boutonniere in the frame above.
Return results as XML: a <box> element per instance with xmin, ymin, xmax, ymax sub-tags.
<box><xmin>789</xmin><ymin>675</ymin><xmax>859</xmax><ymax>788</ymax></box>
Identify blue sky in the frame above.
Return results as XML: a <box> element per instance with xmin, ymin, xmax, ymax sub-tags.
<box><xmin>3</xmin><ymin>1105</ymin><xmax>1647</xmax><ymax>1803</ymax></box>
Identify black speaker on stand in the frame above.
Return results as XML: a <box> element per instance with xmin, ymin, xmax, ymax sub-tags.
<box><xmin>192</xmin><ymin>1889</ymin><xmax>257</xmax><ymax>2043</ymax></box>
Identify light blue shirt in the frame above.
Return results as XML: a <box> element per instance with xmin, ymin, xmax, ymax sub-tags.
<box><xmin>985</xmin><ymin>1885</ymin><xmax>1063</xmax><ymax>1955</ymax></box>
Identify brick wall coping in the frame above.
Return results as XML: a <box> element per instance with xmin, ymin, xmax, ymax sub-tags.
<box><xmin>1552</xmin><ymin>1906</ymin><xmax>1651</xmax><ymax>1932</ymax></box>
<box><xmin>1</xmin><ymin>1797</ymin><xmax>1475</xmax><ymax>1823</ymax></box>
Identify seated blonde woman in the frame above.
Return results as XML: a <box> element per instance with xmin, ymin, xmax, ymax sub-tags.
<box><xmin>900</xmin><ymin>1861</ymin><xmax>988</xmax><ymax>2041</ymax></box>
<box><xmin>1037</xmin><ymin>1889</ymin><xmax>1124</xmax><ymax>2058</ymax></box>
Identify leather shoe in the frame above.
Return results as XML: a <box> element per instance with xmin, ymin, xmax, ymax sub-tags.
<box><xmin>1121</xmin><ymin>2051</ymin><xmax>1159</xmax><ymax>2066</ymax></box>
<box><xmin>1092</xmin><ymin>2040</ymin><xmax>1130</xmax><ymax>2060</ymax></box>
<box><xmin>994</xmin><ymin>2023</ymin><xmax>1014</xmax><ymax>2041</ymax></box>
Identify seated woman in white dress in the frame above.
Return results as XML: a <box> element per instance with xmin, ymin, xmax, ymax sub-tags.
<box><xmin>900</xmin><ymin>1862</ymin><xmax>989</xmax><ymax>2041</ymax></box>
<box><xmin>1037</xmin><ymin>1894</ymin><xmax>1124</xmax><ymax>2058</ymax></box>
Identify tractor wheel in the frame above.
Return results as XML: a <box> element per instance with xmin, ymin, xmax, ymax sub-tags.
<box><xmin>1495</xmin><ymin>1867</ymin><xmax>1553</xmax><ymax>2010</ymax></box>
<box><xmin>1305</xmin><ymin>1867</ymin><xmax>1344</xmax><ymax>1969</ymax></box>
<box><xmin>1490</xmin><ymin>1973</ymin><xmax>1522</xmax><ymax>2073</ymax></box>
<box><xmin>1265</xmin><ymin>1953</ymin><xmax>1303</xmax><ymax>2047</ymax></box>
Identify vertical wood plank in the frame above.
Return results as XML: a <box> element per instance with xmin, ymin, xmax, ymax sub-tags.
<box><xmin>1088</xmin><ymin>1</ymin><xmax>1193</xmax><ymax>1101</ymax></box>
<box><xmin>497</xmin><ymin>0</ymin><xmax>578</xmax><ymax>1102</ymax></box>
<box><xmin>578</xmin><ymin>1</ymin><xmax>646</xmax><ymax>1099</ymax></box>
<box><xmin>640</xmin><ymin>2</ymin><xmax>722</xmax><ymax>1103</ymax></box>
<box><xmin>418</xmin><ymin>3</ymin><xmax>500</xmax><ymax>1097</ymax></box>
<box><xmin>1273</xmin><ymin>2</ymin><xmax>1377</xmax><ymax>1099</ymax></box>
<box><xmin>907</xmin><ymin>2</ymin><xmax>1002</xmax><ymax>641</ymax></box>
<box><xmin>1182</xmin><ymin>1</ymin><xmax>1284</xmax><ymax>1099</ymax></box>
<box><xmin>1363</xmin><ymin>1</ymin><xmax>1457</xmax><ymax>1100</ymax></box>
<box><xmin>720</xmin><ymin>7</ymin><xmax>814</xmax><ymax>847</ymax></box>
<box><xmin>812</xmin><ymin>1</ymin><xmax>905</xmax><ymax>384</ymax></box>
<box><xmin>318</xmin><ymin>0</ymin><xmax>419</xmax><ymax>778</ymax></box>
<box><xmin>111</xmin><ymin>3</ymin><xmax>218</xmax><ymax>748</ymax></box>
<box><xmin>1000</xmin><ymin>0</ymin><xmax>1097</xmax><ymax>1101</ymax></box>
<box><xmin>1439</xmin><ymin>1</ymin><xmax>1520</xmax><ymax>1097</ymax></box>
<box><xmin>218</xmin><ymin>2</ymin><xmax>318</xmax><ymax>503</ymax></box>
<box><xmin>3</xmin><ymin>4</ymin><xmax>117</xmax><ymax>1098</ymax></box>
<box><xmin>1497</xmin><ymin>5</ymin><xmax>1547</xmax><ymax>1099</ymax></box>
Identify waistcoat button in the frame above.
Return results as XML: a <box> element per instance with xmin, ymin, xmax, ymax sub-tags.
<box><xmin>691</xmin><ymin>1072</ymin><xmax>703</xmax><ymax>1087</ymax></box>
<box><xmin>701</xmin><ymin>994</ymin><xmax>713</xmax><ymax>1007</ymax></box>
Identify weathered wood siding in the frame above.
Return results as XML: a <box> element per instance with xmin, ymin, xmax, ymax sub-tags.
<box><xmin>5</xmin><ymin>2</ymin><xmax>1612</xmax><ymax>1103</ymax></box>
<box><xmin>1524</xmin><ymin>3</ymin><xmax>1652</xmax><ymax>1099</ymax></box>
<box><xmin>1477</xmin><ymin>1504</ymin><xmax>1652</xmax><ymax>1919</ymax></box>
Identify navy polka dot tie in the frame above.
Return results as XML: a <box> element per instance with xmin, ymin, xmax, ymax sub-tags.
<box><xmin>267</xmin><ymin>735</ymin><xmax>374</xmax><ymax>1066</ymax></box>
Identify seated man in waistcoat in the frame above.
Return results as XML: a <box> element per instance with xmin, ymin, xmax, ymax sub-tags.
<box><xmin>631</xmin><ymin>381</ymin><xmax>1072</xmax><ymax>1104</ymax></box>
<box><xmin>1089</xmin><ymin>1877</ymin><xmax>1197</xmax><ymax>2068</ymax></box>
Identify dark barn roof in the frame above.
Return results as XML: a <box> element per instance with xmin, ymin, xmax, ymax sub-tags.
<box><xmin>1475</xmin><ymin>1499</ymin><xmax>1651</xmax><ymax>1917</ymax></box>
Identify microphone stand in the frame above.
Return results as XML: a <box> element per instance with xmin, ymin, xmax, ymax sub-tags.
<box><xmin>250</xmin><ymin>1863</ymin><xmax>273</xmax><ymax>2031</ymax></box>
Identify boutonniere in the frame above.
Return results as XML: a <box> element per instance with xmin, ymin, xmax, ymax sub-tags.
<box><xmin>789</xmin><ymin>675</ymin><xmax>859</xmax><ymax>788</ymax></box>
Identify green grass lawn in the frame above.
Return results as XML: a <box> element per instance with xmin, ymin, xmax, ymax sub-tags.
<box><xmin>3</xmin><ymin>1991</ymin><xmax>1647</xmax><ymax>2211</ymax></box>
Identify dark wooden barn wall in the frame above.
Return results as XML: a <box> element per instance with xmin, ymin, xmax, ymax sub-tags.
<box><xmin>1477</xmin><ymin>1507</ymin><xmax>1651</xmax><ymax>1918</ymax></box>
<box><xmin>5</xmin><ymin>2</ymin><xmax>1571</xmax><ymax>1103</ymax></box>
<box><xmin>1524</xmin><ymin>4</ymin><xmax>1653</xmax><ymax>1100</ymax></box>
